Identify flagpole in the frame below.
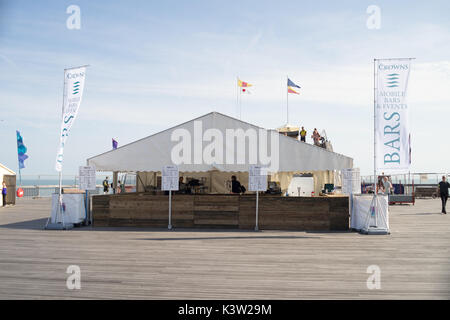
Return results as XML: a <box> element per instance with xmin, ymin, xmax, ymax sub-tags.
<box><xmin>373</xmin><ymin>59</ymin><xmax>377</xmax><ymax>202</ymax></box>
<box><xmin>236</xmin><ymin>76</ymin><xmax>239</xmax><ymax>118</ymax></box>
<box><xmin>286</xmin><ymin>75</ymin><xmax>289</xmax><ymax>124</ymax></box>
<box><xmin>17</xmin><ymin>138</ymin><xmax>21</xmax><ymax>187</ymax></box>
<box><xmin>373</xmin><ymin>58</ymin><xmax>379</xmax><ymax>229</ymax></box>
<box><xmin>59</xmin><ymin>67</ymin><xmax>67</xmax><ymax>198</ymax></box>
<box><xmin>16</xmin><ymin>131</ymin><xmax>22</xmax><ymax>187</ymax></box>
<box><xmin>58</xmin><ymin>68</ymin><xmax>66</xmax><ymax>227</ymax></box>
<box><xmin>239</xmin><ymin>85</ymin><xmax>242</xmax><ymax>120</ymax></box>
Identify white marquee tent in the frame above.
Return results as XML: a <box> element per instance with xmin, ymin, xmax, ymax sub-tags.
<box><xmin>87</xmin><ymin>112</ymin><xmax>353</xmax><ymax>193</ymax></box>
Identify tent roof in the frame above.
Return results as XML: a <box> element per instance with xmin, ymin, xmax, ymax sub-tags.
<box><xmin>87</xmin><ymin>112</ymin><xmax>353</xmax><ymax>173</ymax></box>
<box><xmin>0</xmin><ymin>163</ymin><xmax>15</xmax><ymax>175</ymax></box>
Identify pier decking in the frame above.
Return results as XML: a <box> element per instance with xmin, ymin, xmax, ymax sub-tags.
<box><xmin>0</xmin><ymin>198</ymin><xmax>449</xmax><ymax>299</ymax></box>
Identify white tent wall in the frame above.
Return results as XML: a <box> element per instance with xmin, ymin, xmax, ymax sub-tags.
<box><xmin>271</xmin><ymin>170</ymin><xmax>337</xmax><ymax>196</ymax></box>
<box><xmin>87</xmin><ymin>112</ymin><xmax>353</xmax><ymax>174</ymax></box>
<box><xmin>136</xmin><ymin>171</ymin><xmax>158</xmax><ymax>192</ymax></box>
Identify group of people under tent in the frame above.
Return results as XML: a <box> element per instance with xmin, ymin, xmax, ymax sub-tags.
<box><xmin>102</xmin><ymin>177</ymin><xmax>125</xmax><ymax>194</ymax></box>
<box><xmin>177</xmin><ymin>175</ymin><xmax>246</xmax><ymax>195</ymax></box>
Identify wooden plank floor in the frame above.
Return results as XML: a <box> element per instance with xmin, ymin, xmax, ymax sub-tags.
<box><xmin>0</xmin><ymin>197</ymin><xmax>449</xmax><ymax>299</ymax></box>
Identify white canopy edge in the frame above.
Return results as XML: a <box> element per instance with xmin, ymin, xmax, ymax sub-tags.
<box><xmin>87</xmin><ymin>112</ymin><xmax>353</xmax><ymax>173</ymax></box>
<box><xmin>0</xmin><ymin>163</ymin><xmax>16</xmax><ymax>175</ymax></box>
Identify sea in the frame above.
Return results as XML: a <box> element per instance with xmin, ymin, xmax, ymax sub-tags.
<box><xmin>14</xmin><ymin>175</ymin><xmax>136</xmax><ymax>197</ymax></box>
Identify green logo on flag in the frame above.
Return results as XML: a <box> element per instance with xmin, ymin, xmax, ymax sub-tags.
<box><xmin>73</xmin><ymin>81</ymin><xmax>80</xmax><ymax>94</ymax></box>
<box><xmin>386</xmin><ymin>74</ymin><xmax>399</xmax><ymax>88</ymax></box>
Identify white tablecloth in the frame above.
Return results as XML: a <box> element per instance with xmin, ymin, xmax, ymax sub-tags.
<box><xmin>51</xmin><ymin>193</ymin><xmax>86</xmax><ymax>224</ymax></box>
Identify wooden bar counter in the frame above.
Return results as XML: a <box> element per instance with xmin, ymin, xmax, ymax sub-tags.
<box><xmin>92</xmin><ymin>193</ymin><xmax>349</xmax><ymax>231</ymax></box>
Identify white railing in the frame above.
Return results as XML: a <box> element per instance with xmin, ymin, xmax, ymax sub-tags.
<box><xmin>15</xmin><ymin>173</ymin><xmax>137</xmax><ymax>198</ymax></box>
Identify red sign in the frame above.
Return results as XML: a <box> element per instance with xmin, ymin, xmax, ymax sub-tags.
<box><xmin>17</xmin><ymin>188</ymin><xmax>24</xmax><ymax>198</ymax></box>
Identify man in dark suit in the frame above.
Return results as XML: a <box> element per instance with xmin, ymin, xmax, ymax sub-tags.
<box><xmin>438</xmin><ymin>176</ymin><xmax>450</xmax><ymax>214</ymax></box>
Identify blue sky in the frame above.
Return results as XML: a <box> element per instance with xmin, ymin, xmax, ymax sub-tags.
<box><xmin>1</xmin><ymin>0</ymin><xmax>449</xmax><ymax>176</ymax></box>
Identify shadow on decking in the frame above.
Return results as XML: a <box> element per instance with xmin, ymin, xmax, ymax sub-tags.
<box><xmin>0</xmin><ymin>218</ymin><xmax>48</xmax><ymax>230</ymax></box>
<box><xmin>0</xmin><ymin>221</ymin><xmax>338</xmax><ymax>237</ymax></box>
<box><xmin>0</xmin><ymin>221</ymin><xmax>323</xmax><ymax>240</ymax></box>
<box><xmin>399</xmin><ymin>212</ymin><xmax>441</xmax><ymax>216</ymax></box>
<box><xmin>85</xmin><ymin>226</ymin><xmax>345</xmax><ymax>236</ymax></box>
<box><xmin>137</xmin><ymin>235</ymin><xmax>319</xmax><ymax>241</ymax></box>
<box><xmin>0</xmin><ymin>217</ymin><xmax>349</xmax><ymax>238</ymax></box>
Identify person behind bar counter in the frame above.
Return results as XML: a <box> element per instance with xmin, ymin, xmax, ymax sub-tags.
<box><xmin>231</xmin><ymin>176</ymin><xmax>245</xmax><ymax>194</ymax></box>
<box><xmin>178</xmin><ymin>177</ymin><xmax>187</xmax><ymax>194</ymax></box>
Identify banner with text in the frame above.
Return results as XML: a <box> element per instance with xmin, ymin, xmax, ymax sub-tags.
<box><xmin>375</xmin><ymin>59</ymin><xmax>412</xmax><ymax>174</ymax></box>
<box><xmin>55</xmin><ymin>66</ymin><xmax>87</xmax><ymax>172</ymax></box>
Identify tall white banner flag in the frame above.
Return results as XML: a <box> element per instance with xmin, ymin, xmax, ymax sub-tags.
<box><xmin>55</xmin><ymin>66</ymin><xmax>87</xmax><ymax>172</ymax></box>
<box><xmin>375</xmin><ymin>59</ymin><xmax>412</xmax><ymax>174</ymax></box>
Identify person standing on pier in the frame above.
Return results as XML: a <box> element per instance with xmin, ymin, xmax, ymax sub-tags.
<box><xmin>438</xmin><ymin>176</ymin><xmax>449</xmax><ymax>214</ymax></box>
<box><xmin>311</xmin><ymin>128</ymin><xmax>320</xmax><ymax>146</ymax></box>
<box><xmin>382</xmin><ymin>176</ymin><xmax>393</xmax><ymax>195</ymax></box>
<box><xmin>103</xmin><ymin>177</ymin><xmax>110</xmax><ymax>194</ymax></box>
<box><xmin>1</xmin><ymin>181</ymin><xmax>7</xmax><ymax>207</ymax></box>
<box><xmin>299</xmin><ymin>127</ymin><xmax>307</xmax><ymax>142</ymax></box>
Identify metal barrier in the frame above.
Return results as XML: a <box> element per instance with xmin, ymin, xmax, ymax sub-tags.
<box><xmin>17</xmin><ymin>186</ymin><xmax>103</xmax><ymax>198</ymax></box>
<box><xmin>15</xmin><ymin>173</ymin><xmax>137</xmax><ymax>198</ymax></box>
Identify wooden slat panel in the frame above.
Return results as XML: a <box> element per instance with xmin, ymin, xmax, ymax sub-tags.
<box><xmin>92</xmin><ymin>193</ymin><xmax>349</xmax><ymax>231</ymax></box>
<box><xmin>194</xmin><ymin>205</ymin><xmax>239</xmax><ymax>212</ymax></box>
<box><xmin>194</xmin><ymin>211</ymin><xmax>238</xmax><ymax>226</ymax></box>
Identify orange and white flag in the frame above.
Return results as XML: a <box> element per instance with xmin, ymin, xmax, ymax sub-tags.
<box><xmin>238</xmin><ymin>79</ymin><xmax>252</xmax><ymax>88</ymax></box>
